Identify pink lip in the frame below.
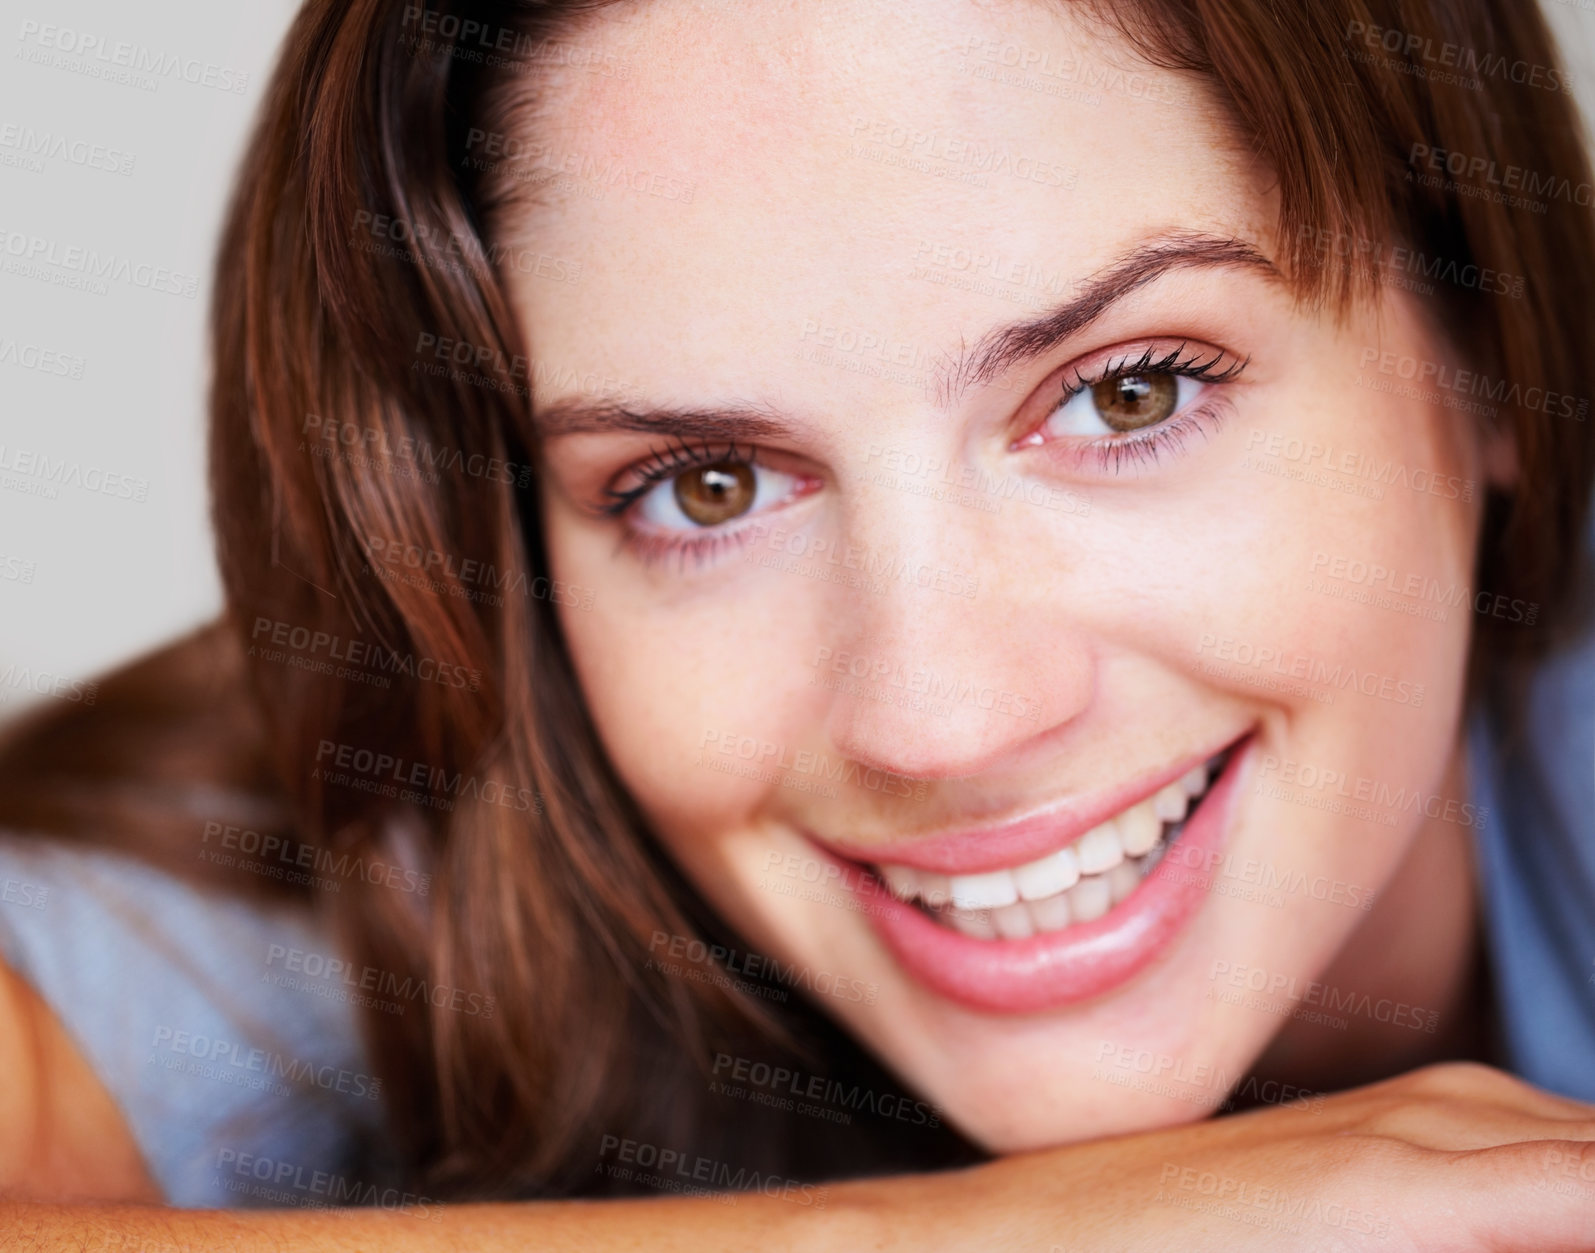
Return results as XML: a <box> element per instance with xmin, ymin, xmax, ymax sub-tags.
<box><xmin>817</xmin><ymin>741</ymin><xmax>1234</xmax><ymax>875</ymax></box>
<box><xmin>819</xmin><ymin>734</ymin><xmax>1254</xmax><ymax>1014</ymax></box>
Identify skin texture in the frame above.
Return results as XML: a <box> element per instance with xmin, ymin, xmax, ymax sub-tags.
<box><xmin>521</xmin><ymin>0</ymin><xmax>1503</xmax><ymax>1152</ymax></box>
<box><xmin>5</xmin><ymin>4</ymin><xmax>1595</xmax><ymax>1248</ymax></box>
<box><xmin>0</xmin><ymin>963</ymin><xmax>159</xmax><ymax>1201</ymax></box>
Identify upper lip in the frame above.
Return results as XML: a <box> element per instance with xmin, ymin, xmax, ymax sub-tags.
<box><xmin>810</xmin><ymin>733</ymin><xmax>1246</xmax><ymax>876</ymax></box>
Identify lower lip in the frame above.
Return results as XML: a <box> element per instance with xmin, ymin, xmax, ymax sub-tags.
<box><xmin>831</xmin><ymin>736</ymin><xmax>1253</xmax><ymax>1015</ymax></box>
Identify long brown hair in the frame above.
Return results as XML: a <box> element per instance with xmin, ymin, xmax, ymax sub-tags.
<box><xmin>2</xmin><ymin>0</ymin><xmax>1593</xmax><ymax>1199</ymax></box>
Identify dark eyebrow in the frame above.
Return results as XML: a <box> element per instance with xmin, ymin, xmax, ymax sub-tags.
<box><xmin>533</xmin><ymin>401</ymin><xmax>798</xmax><ymax>441</ymax></box>
<box><xmin>533</xmin><ymin>230</ymin><xmax>1282</xmax><ymax>437</ymax></box>
<box><xmin>934</xmin><ymin>231</ymin><xmax>1283</xmax><ymax>406</ymax></box>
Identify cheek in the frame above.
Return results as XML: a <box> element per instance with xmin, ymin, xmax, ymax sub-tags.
<box><xmin>1190</xmin><ymin>370</ymin><xmax>1479</xmax><ymax>880</ymax></box>
<box><xmin>545</xmin><ymin>512</ymin><xmax>829</xmax><ymax>842</ymax></box>
<box><xmin>1247</xmin><ymin>374</ymin><xmax>1477</xmax><ymax>712</ymax></box>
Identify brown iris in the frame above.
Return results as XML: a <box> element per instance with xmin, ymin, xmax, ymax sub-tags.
<box><xmin>1089</xmin><ymin>372</ymin><xmax>1179</xmax><ymax>432</ymax></box>
<box><xmin>674</xmin><ymin>461</ymin><xmax>756</xmax><ymax>525</ymax></box>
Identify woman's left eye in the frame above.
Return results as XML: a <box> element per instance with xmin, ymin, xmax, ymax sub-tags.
<box><xmin>1043</xmin><ymin>369</ymin><xmax>1203</xmax><ymax>439</ymax></box>
<box><xmin>635</xmin><ymin>459</ymin><xmax>803</xmax><ymax>531</ymax></box>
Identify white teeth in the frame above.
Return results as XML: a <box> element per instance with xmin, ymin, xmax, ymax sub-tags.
<box><xmin>991</xmin><ymin>901</ymin><xmax>1035</xmax><ymax>940</ymax></box>
<box><xmin>881</xmin><ymin>864</ymin><xmax>921</xmax><ymax>901</ymax></box>
<box><xmin>948</xmin><ymin>869</ymin><xmax>1019</xmax><ymax>910</ymax></box>
<box><xmin>1066</xmin><ymin>875</ymin><xmax>1111</xmax><ymax>923</ymax></box>
<box><xmin>1117</xmin><ymin>800</ymin><xmax>1161</xmax><ymax>857</ymax></box>
<box><xmin>1075</xmin><ymin>821</ymin><xmax>1124</xmax><ymax>875</ymax></box>
<box><xmin>1152</xmin><ymin>782</ymin><xmax>1189</xmax><ymax>824</ymax></box>
<box><xmin>1028</xmin><ymin>892</ymin><xmax>1072</xmax><ymax>933</ymax></box>
<box><xmin>919</xmin><ymin>872</ymin><xmax>951</xmax><ymax>908</ymax></box>
<box><xmin>1013</xmin><ymin>846</ymin><xmax>1080</xmax><ymax>901</ymax></box>
<box><xmin>1107</xmin><ymin>860</ymin><xmax>1142</xmax><ymax>906</ymax></box>
<box><xmin>869</xmin><ymin>748</ymin><xmax>1226</xmax><ymax>939</ymax></box>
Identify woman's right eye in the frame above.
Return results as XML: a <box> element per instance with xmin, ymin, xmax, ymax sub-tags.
<box><xmin>634</xmin><ymin>459</ymin><xmax>805</xmax><ymax>532</ymax></box>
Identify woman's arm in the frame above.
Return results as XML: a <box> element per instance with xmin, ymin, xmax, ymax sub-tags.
<box><xmin>4</xmin><ymin>1061</ymin><xmax>1593</xmax><ymax>1251</ymax></box>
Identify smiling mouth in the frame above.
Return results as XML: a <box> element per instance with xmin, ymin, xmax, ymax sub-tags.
<box><xmin>863</xmin><ymin>747</ymin><xmax>1233</xmax><ymax>941</ymax></box>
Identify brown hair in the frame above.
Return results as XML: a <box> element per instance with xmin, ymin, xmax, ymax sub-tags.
<box><xmin>1</xmin><ymin>0</ymin><xmax>1592</xmax><ymax>1199</ymax></box>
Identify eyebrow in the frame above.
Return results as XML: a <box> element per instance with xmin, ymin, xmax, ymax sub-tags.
<box><xmin>533</xmin><ymin>230</ymin><xmax>1282</xmax><ymax>438</ymax></box>
<box><xmin>935</xmin><ymin>231</ymin><xmax>1282</xmax><ymax>406</ymax></box>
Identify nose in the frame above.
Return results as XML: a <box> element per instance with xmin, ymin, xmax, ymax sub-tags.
<box><xmin>818</xmin><ymin>483</ymin><xmax>1095</xmax><ymax>781</ymax></box>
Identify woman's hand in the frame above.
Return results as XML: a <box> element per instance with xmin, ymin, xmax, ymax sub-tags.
<box><xmin>857</xmin><ymin>1062</ymin><xmax>1595</xmax><ymax>1252</ymax></box>
<box><xmin>6</xmin><ymin>1060</ymin><xmax>1592</xmax><ymax>1250</ymax></box>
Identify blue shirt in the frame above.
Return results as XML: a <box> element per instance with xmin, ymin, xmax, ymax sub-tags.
<box><xmin>1469</xmin><ymin>609</ymin><xmax>1595</xmax><ymax>1100</ymax></box>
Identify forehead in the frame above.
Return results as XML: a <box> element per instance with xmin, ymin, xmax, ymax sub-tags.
<box><xmin>501</xmin><ymin>0</ymin><xmax>1272</xmax><ymax>408</ymax></box>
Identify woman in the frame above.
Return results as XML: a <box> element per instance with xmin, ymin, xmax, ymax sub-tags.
<box><xmin>1</xmin><ymin>0</ymin><xmax>1593</xmax><ymax>1246</ymax></box>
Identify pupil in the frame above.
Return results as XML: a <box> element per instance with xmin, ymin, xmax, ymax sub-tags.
<box><xmin>675</xmin><ymin>461</ymin><xmax>755</xmax><ymax>525</ymax></box>
<box><xmin>701</xmin><ymin>468</ymin><xmax>736</xmax><ymax>497</ymax></box>
<box><xmin>1090</xmin><ymin>372</ymin><xmax>1177</xmax><ymax>431</ymax></box>
<box><xmin>1116</xmin><ymin>378</ymin><xmax>1152</xmax><ymax>407</ymax></box>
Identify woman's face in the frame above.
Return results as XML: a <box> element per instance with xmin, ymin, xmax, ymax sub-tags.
<box><xmin>511</xmin><ymin>0</ymin><xmax>1489</xmax><ymax>1149</ymax></box>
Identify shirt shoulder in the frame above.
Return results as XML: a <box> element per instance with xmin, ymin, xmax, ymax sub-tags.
<box><xmin>0</xmin><ymin>831</ymin><xmax>394</xmax><ymax>1207</ymax></box>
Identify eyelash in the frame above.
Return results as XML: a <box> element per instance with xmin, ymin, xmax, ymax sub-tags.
<box><xmin>598</xmin><ymin>341</ymin><xmax>1248</xmax><ymax>566</ymax></box>
<box><xmin>1042</xmin><ymin>341</ymin><xmax>1248</xmax><ymax>475</ymax></box>
<box><xmin>600</xmin><ymin>437</ymin><xmax>772</xmax><ymax>567</ymax></box>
